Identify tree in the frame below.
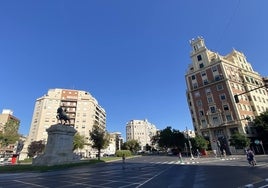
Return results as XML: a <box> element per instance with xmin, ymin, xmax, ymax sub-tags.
<box><xmin>89</xmin><ymin>125</ymin><xmax>110</xmax><ymax>160</ymax></box>
<box><xmin>157</xmin><ymin>126</ymin><xmax>186</xmax><ymax>151</ymax></box>
<box><xmin>158</xmin><ymin>126</ymin><xmax>173</xmax><ymax>149</ymax></box>
<box><xmin>252</xmin><ymin>110</ymin><xmax>268</xmax><ymax>148</ymax></box>
<box><xmin>27</xmin><ymin>140</ymin><xmax>45</xmax><ymax>158</ymax></box>
<box><xmin>171</xmin><ymin>130</ymin><xmax>186</xmax><ymax>150</ymax></box>
<box><xmin>191</xmin><ymin>135</ymin><xmax>208</xmax><ymax>151</ymax></box>
<box><xmin>0</xmin><ymin>119</ymin><xmax>20</xmax><ymax>149</ymax></box>
<box><xmin>229</xmin><ymin>132</ymin><xmax>250</xmax><ymax>149</ymax></box>
<box><xmin>73</xmin><ymin>133</ymin><xmax>86</xmax><ymax>151</ymax></box>
<box><xmin>122</xmin><ymin>140</ymin><xmax>140</xmax><ymax>153</ymax></box>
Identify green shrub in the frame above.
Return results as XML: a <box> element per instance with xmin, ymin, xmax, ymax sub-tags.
<box><xmin>115</xmin><ymin>150</ymin><xmax>132</xmax><ymax>157</ymax></box>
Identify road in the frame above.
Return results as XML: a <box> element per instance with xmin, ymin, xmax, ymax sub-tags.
<box><xmin>0</xmin><ymin>155</ymin><xmax>267</xmax><ymax>188</ymax></box>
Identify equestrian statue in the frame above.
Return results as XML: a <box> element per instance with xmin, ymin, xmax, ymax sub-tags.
<box><xmin>56</xmin><ymin>106</ymin><xmax>71</xmax><ymax>125</ymax></box>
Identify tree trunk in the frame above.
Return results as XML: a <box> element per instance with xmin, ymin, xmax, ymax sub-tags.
<box><xmin>98</xmin><ymin>149</ymin><xmax>101</xmax><ymax>160</ymax></box>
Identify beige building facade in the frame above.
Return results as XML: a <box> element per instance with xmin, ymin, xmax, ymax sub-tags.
<box><xmin>126</xmin><ymin>119</ymin><xmax>158</xmax><ymax>151</ymax></box>
<box><xmin>20</xmin><ymin>88</ymin><xmax>106</xmax><ymax>159</ymax></box>
<box><xmin>185</xmin><ymin>37</ymin><xmax>268</xmax><ymax>154</ymax></box>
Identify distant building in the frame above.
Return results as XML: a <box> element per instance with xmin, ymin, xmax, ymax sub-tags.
<box><xmin>103</xmin><ymin>132</ymin><xmax>123</xmax><ymax>156</ymax></box>
<box><xmin>0</xmin><ymin>109</ymin><xmax>20</xmax><ymax>155</ymax></box>
<box><xmin>182</xmin><ymin>129</ymin><xmax>196</xmax><ymax>139</ymax></box>
<box><xmin>20</xmin><ymin>88</ymin><xmax>106</xmax><ymax>160</ymax></box>
<box><xmin>126</xmin><ymin>119</ymin><xmax>158</xmax><ymax>151</ymax></box>
<box><xmin>185</xmin><ymin>37</ymin><xmax>268</xmax><ymax>154</ymax></box>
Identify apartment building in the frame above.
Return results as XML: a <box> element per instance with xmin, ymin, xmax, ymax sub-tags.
<box><xmin>126</xmin><ymin>119</ymin><xmax>158</xmax><ymax>151</ymax></box>
<box><xmin>20</xmin><ymin>88</ymin><xmax>106</xmax><ymax>159</ymax></box>
<box><xmin>185</xmin><ymin>37</ymin><xmax>268</xmax><ymax>154</ymax></box>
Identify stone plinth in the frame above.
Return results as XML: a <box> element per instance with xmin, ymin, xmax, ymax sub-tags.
<box><xmin>32</xmin><ymin>124</ymin><xmax>80</xmax><ymax>166</ymax></box>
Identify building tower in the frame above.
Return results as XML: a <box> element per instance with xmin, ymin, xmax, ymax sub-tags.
<box><xmin>185</xmin><ymin>37</ymin><xmax>268</xmax><ymax>154</ymax></box>
<box><xmin>126</xmin><ymin>119</ymin><xmax>158</xmax><ymax>151</ymax></box>
<box><xmin>20</xmin><ymin>88</ymin><xmax>106</xmax><ymax>159</ymax></box>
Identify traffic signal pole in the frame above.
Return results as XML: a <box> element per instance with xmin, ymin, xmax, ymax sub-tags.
<box><xmin>234</xmin><ymin>77</ymin><xmax>268</xmax><ymax>103</ymax></box>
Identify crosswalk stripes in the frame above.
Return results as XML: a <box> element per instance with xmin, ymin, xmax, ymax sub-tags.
<box><xmin>148</xmin><ymin>157</ymin><xmax>242</xmax><ymax>166</ymax></box>
<box><xmin>149</xmin><ymin>160</ymin><xmax>200</xmax><ymax>165</ymax></box>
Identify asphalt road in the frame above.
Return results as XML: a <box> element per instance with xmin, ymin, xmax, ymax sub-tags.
<box><xmin>0</xmin><ymin>155</ymin><xmax>267</xmax><ymax>188</ymax></box>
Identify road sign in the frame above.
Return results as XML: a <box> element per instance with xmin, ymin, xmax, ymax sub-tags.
<box><xmin>254</xmin><ymin>140</ymin><xmax>260</xmax><ymax>145</ymax></box>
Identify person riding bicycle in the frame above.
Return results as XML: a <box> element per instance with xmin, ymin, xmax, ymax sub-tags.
<box><xmin>246</xmin><ymin>148</ymin><xmax>256</xmax><ymax>166</ymax></box>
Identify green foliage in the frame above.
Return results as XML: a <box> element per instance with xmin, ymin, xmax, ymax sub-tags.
<box><xmin>121</xmin><ymin>140</ymin><xmax>140</xmax><ymax>153</ymax></box>
<box><xmin>191</xmin><ymin>135</ymin><xmax>208</xmax><ymax>150</ymax></box>
<box><xmin>0</xmin><ymin>119</ymin><xmax>20</xmax><ymax>147</ymax></box>
<box><xmin>157</xmin><ymin>126</ymin><xmax>186</xmax><ymax>150</ymax></box>
<box><xmin>89</xmin><ymin>125</ymin><xmax>110</xmax><ymax>160</ymax></box>
<box><xmin>115</xmin><ymin>150</ymin><xmax>132</xmax><ymax>157</ymax></box>
<box><xmin>158</xmin><ymin>126</ymin><xmax>173</xmax><ymax>149</ymax></box>
<box><xmin>229</xmin><ymin>132</ymin><xmax>250</xmax><ymax>149</ymax></box>
<box><xmin>252</xmin><ymin>110</ymin><xmax>268</xmax><ymax>145</ymax></box>
<box><xmin>73</xmin><ymin>133</ymin><xmax>86</xmax><ymax>151</ymax></box>
<box><xmin>151</xmin><ymin>133</ymin><xmax>160</xmax><ymax>146</ymax></box>
<box><xmin>27</xmin><ymin>140</ymin><xmax>45</xmax><ymax>158</ymax></box>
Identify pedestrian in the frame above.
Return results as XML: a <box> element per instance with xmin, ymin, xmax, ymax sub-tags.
<box><xmin>222</xmin><ymin>149</ymin><xmax>226</xmax><ymax>158</ymax></box>
<box><xmin>122</xmin><ymin>154</ymin><xmax>126</xmax><ymax>169</ymax></box>
<box><xmin>178</xmin><ymin>152</ymin><xmax>183</xmax><ymax>163</ymax></box>
<box><xmin>213</xmin><ymin>149</ymin><xmax>217</xmax><ymax>158</ymax></box>
<box><xmin>196</xmin><ymin>149</ymin><xmax>200</xmax><ymax>158</ymax></box>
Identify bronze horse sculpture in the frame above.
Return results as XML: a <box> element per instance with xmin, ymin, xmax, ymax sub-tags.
<box><xmin>56</xmin><ymin>107</ymin><xmax>71</xmax><ymax>125</ymax></box>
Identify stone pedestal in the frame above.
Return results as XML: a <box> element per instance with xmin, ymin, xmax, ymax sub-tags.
<box><xmin>32</xmin><ymin>124</ymin><xmax>80</xmax><ymax>166</ymax></box>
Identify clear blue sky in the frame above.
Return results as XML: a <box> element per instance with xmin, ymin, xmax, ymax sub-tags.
<box><xmin>1</xmin><ymin>1</ymin><xmax>267</xmax><ymax>139</ymax></box>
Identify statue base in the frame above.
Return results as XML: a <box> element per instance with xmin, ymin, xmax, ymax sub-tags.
<box><xmin>32</xmin><ymin>124</ymin><xmax>80</xmax><ymax>166</ymax></box>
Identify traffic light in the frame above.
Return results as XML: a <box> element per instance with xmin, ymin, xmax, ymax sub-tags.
<box><xmin>263</xmin><ymin>77</ymin><xmax>268</xmax><ymax>88</ymax></box>
<box><xmin>234</xmin><ymin>94</ymin><xmax>239</xmax><ymax>103</ymax></box>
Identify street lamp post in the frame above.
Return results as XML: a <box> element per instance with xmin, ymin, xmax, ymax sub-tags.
<box><xmin>185</xmin><ymin>142</ymin><xmax>188</xmax><ymax>157</ymax></box>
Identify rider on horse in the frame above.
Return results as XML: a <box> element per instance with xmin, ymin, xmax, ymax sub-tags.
<box><xmin>56</xmin><ymin>106</ymin><xmax>70</xmax><ymax>125</ymax></box>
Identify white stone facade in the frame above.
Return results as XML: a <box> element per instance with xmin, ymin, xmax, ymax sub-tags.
<box><xmin>126</xmin><ymin>119</ymin><xmax>158</xmax><ymax>151</ymax></box>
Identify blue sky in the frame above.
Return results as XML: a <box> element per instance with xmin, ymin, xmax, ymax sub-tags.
<box><xmin>1</xmin><ymin>1</ymin><xmax>267</xmax><ymax>139</ymax></box>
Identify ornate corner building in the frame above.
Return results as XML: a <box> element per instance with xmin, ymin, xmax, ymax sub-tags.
<box><xmin>185</xmin><ymin>37</ymin><xmax>268</xmax><ymax>154</ymax></box>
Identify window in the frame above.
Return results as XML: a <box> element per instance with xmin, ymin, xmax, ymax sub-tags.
<box><xmin>215</xmin><ymin>75</ymin><xmax>221</xmax><ymax>81</ymax></box>
<box><xmin>217</xmin><ymin>84</ymin><xmax>223</xmax><ymax>91</ymax></box>
<box><xmin>223</xmin><ymin>104</ymin><xmax>229</xmax><ymax>111</ymax></box>
<box><xmin>201</xmin><ymin>71</ymin><xmax>206</xmax><ymax>77</ymax></box>
<box><xmin>203</xmin><ymin>79</ymin><xmax>209</xmax><ymax>85</ymax></box>
<box><xmin>207</xmin><ymin>97</ymin><xmax>213</xmax><ymax>103</ymax></box>
<box><xmin>220</xmin><ymin>94</ymin><xmax>226</xmax><ymax>100</ymax></box>
<box><xmin>199</xmin><ymin>110</ymin><xmax>204</xmax><ymax>116</ymax></box>
<box><xmin>196</xmin><ymin>100</ymin><xmax>202</xmax><ymax>107</ymax></box>
<box><xmin>197</xmin><ymin>55</ymin><xmax>202</xmax><ymax>61</ymax></box>
<box><xmin>194</xmin><ymin>91</ymin><xmax>200</xmax><ymax>97</ymax></box>
<box><xmin>191</xmin><ymin>75</ymin><xmax>196</xmax><ymax>80</ymax></box>
<box><xmin>199</xmin><ymin>63</ymin><xmax>204</xmax><ymax>68</ymax></box>
<box><xmin>212</xmin><ymin>116</ymin><xmax>219</xmax><ymax>125</ymax></box>
<box><xmin>205</xmin><ymin>88</ymin><xmax>211</xmax><ymax>95</ymax></box>
<box><xmin>226</xmin><ymin>115</ymin><xmax>232</xmax><ymax>121</ymax></box>
<box><xmin>210</xmin><ymin>106</ymin><xmax>216</xmax><ymax>113</ymax></box>
<box><xmin>193</xmin><ymin>83</ymin><xmax>198</xmax><ymax>89</ymax></box>
<box><xmin>201</xmin><ymin>119</ymin><xmax>206</xmax><ymax>128</ymax></box>
<box><xmin>212</xmin><ymin>66</ymin><xmax>218</xmax><ymax>72</ymax></box>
